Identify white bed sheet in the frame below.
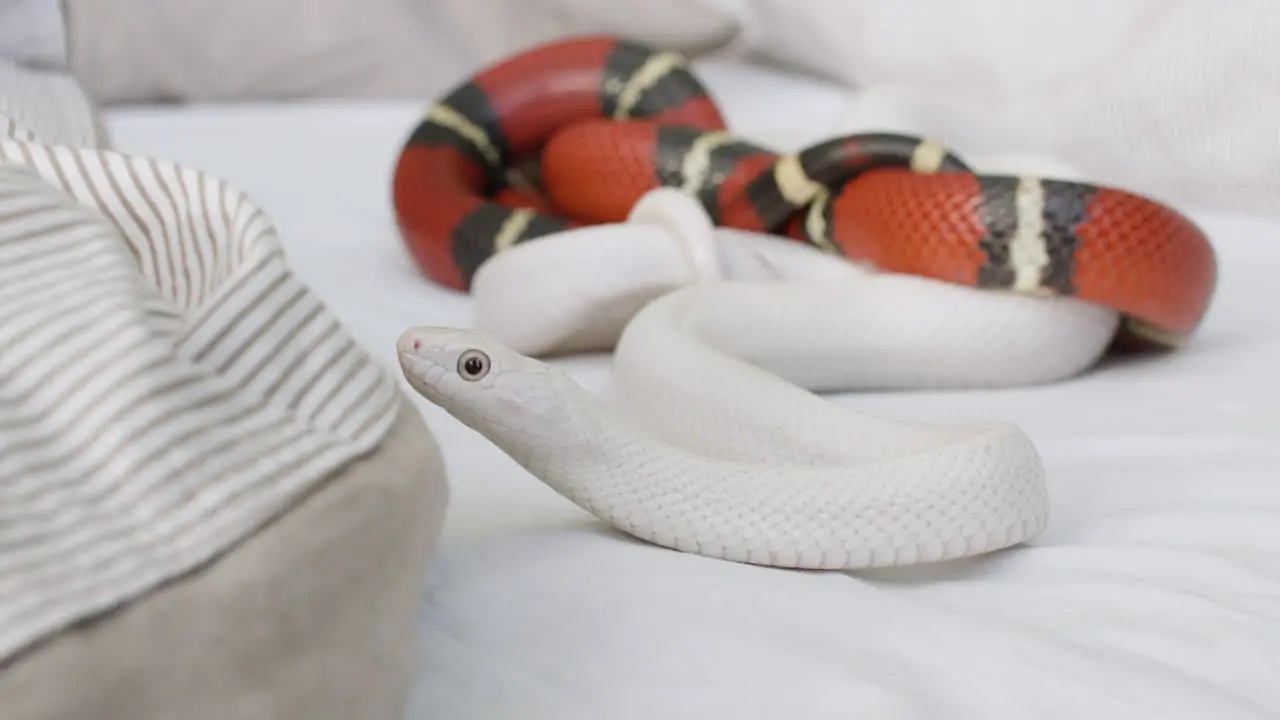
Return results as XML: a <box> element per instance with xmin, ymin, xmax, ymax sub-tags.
<box><xmin>103</xmin><ymin>59</ymin><xmax>1280</xmax><ymax>719</ymax></box>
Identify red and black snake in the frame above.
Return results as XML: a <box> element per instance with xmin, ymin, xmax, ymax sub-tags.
<box><xmin>392</xmin><ymin>34</ymin><xmax>1217</xmax><ymax>348</ymax></box>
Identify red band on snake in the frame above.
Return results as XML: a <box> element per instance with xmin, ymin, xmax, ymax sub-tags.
<box><xmin>392</xmin><ymin>34</ymin><xmax>1218</xmax><ymax>348</ymax></box>
<box><xmin>392</xmin><ymin>35</ymin><xmax>726</xmax><ymax>290</ymax></box>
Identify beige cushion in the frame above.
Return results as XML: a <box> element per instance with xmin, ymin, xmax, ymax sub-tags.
<box><xmin>0</xmin><ymin>403</ymin><xmax>447</xmax><ymax>720</ymax></box>
<box><xmin>424</xmin><ymin>0</ymin><xmax>742</xmax><ymax>69</ymax></box>
<box><xmin>64</xmin><ymin>0</ymin><xmax>467</xmax><ymax>103</ymax></box>
<box><xmin>59</xmin><ymin>0</ymin><xmax>741</xmax><ymax>105</ymax></box>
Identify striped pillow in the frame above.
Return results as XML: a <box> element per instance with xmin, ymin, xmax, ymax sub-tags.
<box><xmin>0</xmin><ymin>57</ymin><xmax>447</xmax><ymax>719</ymax></box>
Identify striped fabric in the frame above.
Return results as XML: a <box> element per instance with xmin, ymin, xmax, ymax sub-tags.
<box><xmin>0</xmin><ymin>60</ymin><xmax>403</xmax><ymax>662</ymax></box>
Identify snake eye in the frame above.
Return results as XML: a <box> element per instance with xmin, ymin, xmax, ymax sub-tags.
<box><xmin>457</xmin><ymin>349</ymin><xmax>490</xmax><ymax>381</ymax></box>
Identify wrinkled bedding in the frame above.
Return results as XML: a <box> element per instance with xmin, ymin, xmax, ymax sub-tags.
<box><xmin>104</xmin><ymin>59</ymin><xmax>1280</xmax><ymax>719</ymax></box>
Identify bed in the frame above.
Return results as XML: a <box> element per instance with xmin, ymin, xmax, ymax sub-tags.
<box><xmin>104</xmin><ymin>57</ymin><xmax>1280</xmax><ymax>719</ymax></box>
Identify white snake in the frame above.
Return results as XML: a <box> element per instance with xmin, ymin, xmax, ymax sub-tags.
<box><xmin>396</xmin><ymin>189</ymin><xmax>1120</xmax><ymax>570</ymax></box>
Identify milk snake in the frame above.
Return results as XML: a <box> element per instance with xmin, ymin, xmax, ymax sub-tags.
<box><xmin>391</xmin><ymin>34</ymin><xmax>1217</xmax><ymax>348</ymax></box>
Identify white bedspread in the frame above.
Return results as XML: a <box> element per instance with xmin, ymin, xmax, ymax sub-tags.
<box><xmin>104</xmin><ymin>60</ymin><xmax>1280</xmax><ymax>719</ymax></box>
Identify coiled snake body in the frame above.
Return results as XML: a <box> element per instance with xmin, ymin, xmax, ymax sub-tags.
<box><xmin>392</xmin><ymin>35</ymin><xmax>1219</xmax><ymax>569</ymax></box>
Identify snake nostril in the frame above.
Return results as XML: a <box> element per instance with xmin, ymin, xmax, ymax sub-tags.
<box><xmin>413</xmin><ymin>339</ymin><xmax>421</xmax><ymax>351</ymax></box>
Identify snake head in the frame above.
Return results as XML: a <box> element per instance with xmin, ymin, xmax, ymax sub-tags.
<box><xmin>396</xmin><ymin>326</ymin><xmax>571</xmax><ymax>442</ymax></box>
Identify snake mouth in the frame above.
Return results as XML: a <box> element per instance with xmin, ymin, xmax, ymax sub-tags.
<box><xmin>397</xmin><ymin>346</ymin><xmax>439</xmax><ymax>383</ymax></box>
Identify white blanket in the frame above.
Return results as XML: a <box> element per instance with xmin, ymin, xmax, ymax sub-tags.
<box><xmin>102</xmin><ymin>59</ymin><xmax>1280</xmax><ymax>719</ymax></box>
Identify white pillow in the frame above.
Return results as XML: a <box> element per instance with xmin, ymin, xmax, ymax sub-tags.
<box><xmin>417</xmin><ymin>0</ymin><xmax>1280</xmax><ymax>215</ymax></box>
<box><xmin>0</xmin><ymin>0</ymin><xmax>66</xmax><ymax>67</ymax></box>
